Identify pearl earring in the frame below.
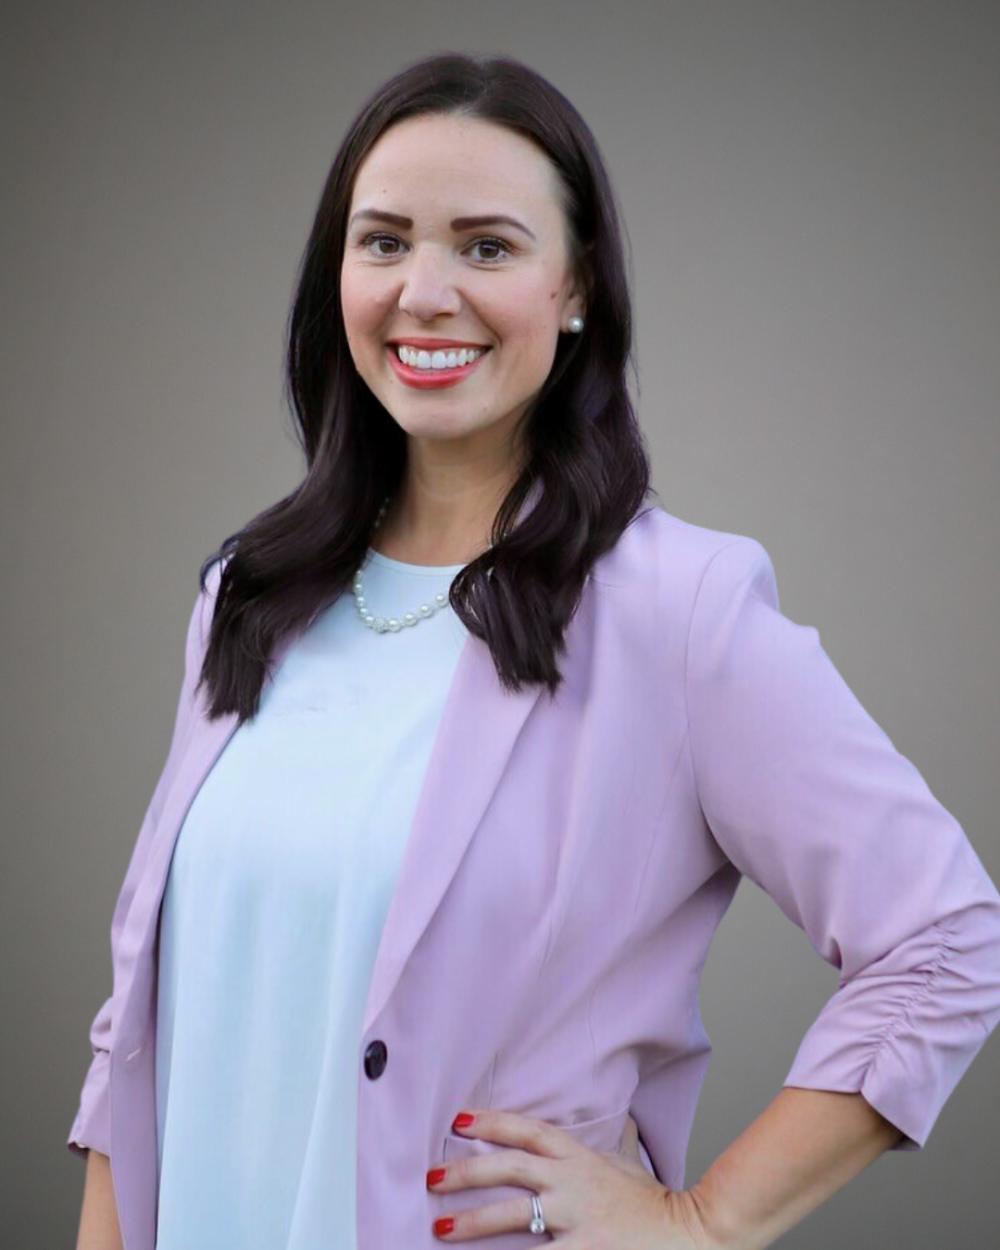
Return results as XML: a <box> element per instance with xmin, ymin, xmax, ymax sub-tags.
<box><xmin>567</xmin><ymin>316</ymin><xmax>585</xmax><ymax>333</ymax></box>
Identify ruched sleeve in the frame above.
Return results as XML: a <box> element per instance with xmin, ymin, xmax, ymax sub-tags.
<box><xmin>685</xmin><ymin>537</ymin><xmax>1000</xmax><ymax>1150</ymax></box>
<box><xmin>66</xmin><ymin>567</ymin><xmax>217</xmax><ymax>1158</ymax></box>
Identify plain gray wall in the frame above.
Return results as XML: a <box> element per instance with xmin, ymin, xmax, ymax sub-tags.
<box><xmin>2</xmin><ymin>0</ymin><xmax>998</xmax><ymax>1244</ymax></box>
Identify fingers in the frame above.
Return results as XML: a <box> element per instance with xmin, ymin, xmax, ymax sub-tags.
<box><xmin>434</xmin><ymin>1193</ymin><xmax>561</xmax><ymax>1241</ymax></box>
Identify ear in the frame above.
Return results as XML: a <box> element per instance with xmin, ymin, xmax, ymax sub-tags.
<box><xmin>559</xmin><ymin>280</ymin><xmax>586</xmax><ymax>327</ymax></box>
<box><xmin>566</xmin><ymin>240</ymin><xmax>595</xmax><ymax>317</ymax></box>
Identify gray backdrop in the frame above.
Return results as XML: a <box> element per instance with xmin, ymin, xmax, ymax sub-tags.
<box><xmin>3</xmin><ymin>1</ymin><xmax>998</xmax><ymax>1245</ymax></box>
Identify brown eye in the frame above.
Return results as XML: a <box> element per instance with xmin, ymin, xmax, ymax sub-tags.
<box><xmin>361</xmin><ymin>232</ymin><xmax>402</xmax><ymax>258</ymax></box>
<box><xmin>468</xmin><ymin>236</ymin><xmax>514</xmax><ymax>264</ymax></box>
<box><xmin>358</xmin><ymin>232</ymin><xmax>514</xmax><ymax>264</ymax></box>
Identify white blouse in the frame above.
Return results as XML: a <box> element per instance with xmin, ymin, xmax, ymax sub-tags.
<box><xmin>155</xmin><ymin>548</ymin><xmax>469</xmax><ymax>1249</ymax></box>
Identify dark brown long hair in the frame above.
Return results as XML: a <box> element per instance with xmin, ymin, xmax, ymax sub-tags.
<box><xmin>196</xmin><ymin>52</ymin><xmax>656</xmax><ymax>724</ymax></box>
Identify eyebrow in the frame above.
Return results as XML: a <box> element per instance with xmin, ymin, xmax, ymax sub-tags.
<box><xmin>348</xmin><ymin>208</ymin><xmax>537</xmax><ymax>241</ymax></box>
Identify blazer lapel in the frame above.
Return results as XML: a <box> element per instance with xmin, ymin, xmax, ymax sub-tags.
<box><xmin>361</xmin><ymin>630</ymin><xmax>544</xmax><ymax>1034</ymax></box>
<box><xmin>120</xmin><ymin>705</ymin><xmax>240</xmax><ymax>1000</ymax></box>
<box><xmin>361</xmin><ymin>476</ymin><xmax>547</xmax><ymax>1031</ymax></box>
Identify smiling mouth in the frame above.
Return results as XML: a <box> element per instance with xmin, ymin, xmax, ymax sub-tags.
<box><xmin>391</xmin><ymin>342</ymin><xmax>489</xmax><ymax>366</ymax></box>
<box><xmin>387</xmin><ymin>344</ymin><xmax>491</xmax><ymax>388</ymax></box>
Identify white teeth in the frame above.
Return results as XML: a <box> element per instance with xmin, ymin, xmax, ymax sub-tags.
<box><xmin>395</xmin><ymin>345</ymin><xmax>484</xmax><ymax>370</ymax></box>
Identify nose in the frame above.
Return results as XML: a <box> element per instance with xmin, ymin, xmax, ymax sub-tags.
<box><xmin>395</xmin><ymin>246</ymin><xmax>463</xmax><ymax>322</ymax></box>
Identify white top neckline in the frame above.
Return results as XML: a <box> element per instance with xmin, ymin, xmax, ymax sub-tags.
<box><xmin>365</xmin><ymin>548</ymin><xmax>468</xmax><ymax>575</ymax></box>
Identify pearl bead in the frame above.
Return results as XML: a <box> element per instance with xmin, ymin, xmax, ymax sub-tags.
<box><xmin>351</xmin><ymin>494</ymin><xmax>459</xmax><ymax>635</ymax></box>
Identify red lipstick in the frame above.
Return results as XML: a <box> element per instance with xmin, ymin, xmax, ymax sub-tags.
<box><xmin>387</xmin><ymin>344</ymin><xmax>490</xmax><ymax>390</ymax></box>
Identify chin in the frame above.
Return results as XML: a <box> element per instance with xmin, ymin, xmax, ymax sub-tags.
<box><xmin>393</xmin><ymin>415</ymin><xmax>488</xmax><ymax>440</ymax></box>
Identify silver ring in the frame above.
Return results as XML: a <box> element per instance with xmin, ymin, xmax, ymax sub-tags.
<box><xmin>528</xmin><ymin>1192</ymin><xmax>547</xmax><ymax>1234</ymax></box>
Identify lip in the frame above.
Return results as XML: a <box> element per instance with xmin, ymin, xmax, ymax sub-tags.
<box><xmin>387</xmin><ymin>344</ymin><xmax>490</xmax><ymax>389</ymax></box>
<box><xmin>387</xmin><ymin>337</ymin><xmax>491</xmax><ymax>350</ymax></box>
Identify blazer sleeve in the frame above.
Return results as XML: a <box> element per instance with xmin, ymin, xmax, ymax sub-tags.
<box><xmin>66</xmin><ymin>567</ymin><xmax>217</xmax><ymax>1159</ymax></box>
<box><xmin>685</xmin><ymin>537</ymin><xmax>1000</xmax><ymax>1151</ymax></box>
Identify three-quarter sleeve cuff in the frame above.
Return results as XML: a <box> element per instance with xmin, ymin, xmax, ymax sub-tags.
<box><xmin>780</xmin><ymin>918</ymin><xmax>993</xmax><ymax>1151</ymax></box>
<box><xmin>66</xmin><ymin>1048</ymin><xmax>111</xmax><ymax>1159</ymax></box>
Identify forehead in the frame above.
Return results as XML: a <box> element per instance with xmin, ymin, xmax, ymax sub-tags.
<box><xmin>349</xmin><ymin>113</ymin><xmax>563</xmax><ymax>224</ymax></box>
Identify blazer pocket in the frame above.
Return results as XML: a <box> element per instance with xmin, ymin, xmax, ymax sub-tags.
<box><xmin>442</xmin><ymin>1102</ymin><xmax>634</xmax><ymax>1164</ymax></box>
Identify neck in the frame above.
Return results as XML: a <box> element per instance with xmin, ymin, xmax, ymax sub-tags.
<box><xmin>373</xmin><ymin>457</ymin><xmax>527</xmax><ymax>567</ymax></box>
<box><xmin>371</xmin><ymin>498</ymin><xmax>494</xmax><ymax>567</ymax></box>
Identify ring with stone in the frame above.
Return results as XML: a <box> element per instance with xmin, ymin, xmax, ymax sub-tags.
<box><xmin>528</xmin><ymin>1192</ymin><xmax>547</xmax><ymax>1234</ymax></box>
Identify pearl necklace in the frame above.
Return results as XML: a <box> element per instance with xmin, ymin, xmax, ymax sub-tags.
<box><xmin>353</xmin><ymin>494</ymin><xmax>456</xmax><ymax>633</ymax></box>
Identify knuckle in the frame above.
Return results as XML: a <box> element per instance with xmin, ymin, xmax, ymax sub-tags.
<box><xmin>523</xmin><ymin>1121</ymin><xmax>547</xmax><ymax>1149</ymax></box>
<box><xmin>506</xmin><ymin>1152</ymin><xmax>531</xmax><ymax>1184</ymax></box>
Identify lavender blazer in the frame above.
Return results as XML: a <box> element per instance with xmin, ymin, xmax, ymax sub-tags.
<box><xmin>67</xmin><ymin>499</ymin><xmax>1000</xmax><ymax>1250</ymax></box>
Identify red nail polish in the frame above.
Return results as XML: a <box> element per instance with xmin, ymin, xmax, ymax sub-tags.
<box><xmin>434</xmin><ymin>1216</ymin><xmax>455</xmax><ymax>1235</ymax></box>
<box><xmin>427</xmin><ymin>1167</ymin><xmax>447</xmax><ymax>1187</ymax></box>
<box><xmin>452</xmin><ymin>1112</ymin><xmax>475</xmax><ymax>1129</ymax></box>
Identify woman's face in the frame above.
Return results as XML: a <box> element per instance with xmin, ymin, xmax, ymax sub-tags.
<box><xmin>340</xmin><ymin>112</ymin><xmax>585</xmax><ymax>463</ymax></box>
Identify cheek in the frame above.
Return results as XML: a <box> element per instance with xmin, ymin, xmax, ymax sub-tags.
<box><xmin>488</xmin><ymin>306</ymin><xmax>553</xmax><ymax>357</ymax></box>
<box><xmin>494</xmin><ymin>273</ymin><xmax>563</xmax><ymax>344</ymax></box>
<box><xmin>339</xmin><ymin>268</ymin><xmax>387</xmax><ymax>340</ymax></box>
<box><xmin>496</xmin><ymin>307</ymin><xmax>557</xmax><ymax>371</ymax></box>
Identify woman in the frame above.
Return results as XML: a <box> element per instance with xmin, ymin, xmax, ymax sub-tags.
<box><xmin>69</xmin><ymin>53</ymin><xmax>1000</xmax><ymax>1250</ymax></box>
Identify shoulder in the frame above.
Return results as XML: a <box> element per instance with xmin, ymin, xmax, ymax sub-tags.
<box><xmin>185</xmin><ymin>551</ymin><xmax>231</xmax><ymax>673</ymax></box>
<box><xmin>593</xmin><ymin>503</ymin><xmax>778</xmax><ymax>616</ymax></box>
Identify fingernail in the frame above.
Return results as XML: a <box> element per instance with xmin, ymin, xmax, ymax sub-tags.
<box><xmin>427</xmin><ymin>1167</ymin><xmax>447</xmax><ymax>1187</ymax></box>
<box><xmin>434</xmin><ymin>1216</ymin><xmax>455</xmax><ymax>1235</ymax></box>
<box><xmin>452</xmin><ymin>1112</ymin><xmax>475</xmax><ymax>1130</ymax></box>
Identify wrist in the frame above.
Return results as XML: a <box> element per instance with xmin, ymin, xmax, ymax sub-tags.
<box><xmin>663</xmin><ymin>1182</ymin><xmax>735</xmax><ymax>1250</ymax></box>
<box><xmin>681</xmin><ymin>1178</ymin><xmax>741</xmax><ymax>1250</ymax></box>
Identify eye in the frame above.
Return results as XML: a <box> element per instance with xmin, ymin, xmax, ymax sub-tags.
<box><xmin>359</xmin><ymin>232</ymin><xmax>404</xmax><ymax>259</ymax></box>
<box><xmin>467</xmin><ymin>236</ymin><xmax>515</xmax><ymax>264</ymax></box>
<box><xmin>357</xmin><ymin>233</ymin><xmax>515</xmax><ymax>265</ymax></box>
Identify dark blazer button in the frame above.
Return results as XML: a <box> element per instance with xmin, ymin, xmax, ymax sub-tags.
<box><xmin>364</xmin><ymin>1039</ymin><xmax>388</xmax><ymax>1079</ymax></box>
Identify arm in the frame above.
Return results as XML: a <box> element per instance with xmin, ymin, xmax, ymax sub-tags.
<box><xmin>681</xmin><ymin>538</ymin><xmax>1000</xmax><ymax>1242</ymax></box>
<box><xmin>75</xmin><ymin>1150</ymin><xmax>124</xmax><ymax>1250</ymax></box>
<box><xmin>688</xmin><ymin>1086</ymin><xmax>902</xmax><ymax>1250</ymax></box>
<box><xmin>67</xmin><ymin>562</ymin><xmax>220</xmax><ymax>1160</ymax></box>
